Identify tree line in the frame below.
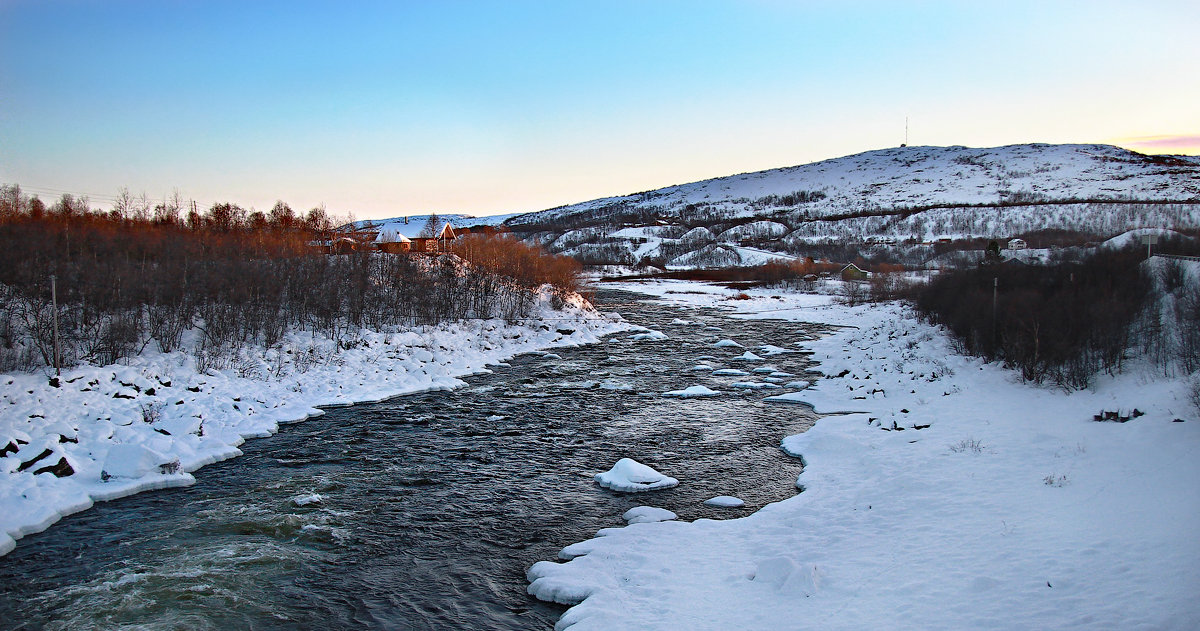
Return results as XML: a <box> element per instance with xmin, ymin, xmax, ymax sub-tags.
<box><xmin>0</xmin><ymin>184</ymin><xmax>580</xmax><ymax>373</ymax></box>
<box><xmin>910</xmin><ymin>240</ymin><xmax>1200</xmax><ymax>389</ymax></box>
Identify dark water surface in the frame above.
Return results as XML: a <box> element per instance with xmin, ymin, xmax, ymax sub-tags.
<box><xmin>0</xmin><ymin>288</ymin><xmax>823</xmax><ymax>630</ymax></box>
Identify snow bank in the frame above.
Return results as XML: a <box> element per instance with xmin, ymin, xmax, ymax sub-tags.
<box><xmin>594</xmin><ymin>459</ymin><xmax>679</xmax><ymax>493</ymax></box>
<box><xmin>530</xmin><ymin>279</ymin><xmax>1200</xmax><ymax>630</ymax></box>
<box><xmin>1</xmin><ymin>291</ymin><xmax>631</xmax><ymax>557</ymax></box>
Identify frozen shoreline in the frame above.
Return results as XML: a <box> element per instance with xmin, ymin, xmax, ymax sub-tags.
<box><xmin>528</xmin><ymin>279</ymin><xmax>1200</xmax><ymax>630</ymax></box>
<box><xmin>0</xmin><ymin>290</ymin><xmax>634</xmax><ymax>557</ymax></box>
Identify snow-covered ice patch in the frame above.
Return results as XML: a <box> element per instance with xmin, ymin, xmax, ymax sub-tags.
<box><xmin>711</xmin><ymin>368</ymin><xmax>749</xmax><ymax>376</ymax></box>
<box><xmin>630</xmin><ymin>330</ymin><xmax>668</xmax><ymax>341</ymax></box>
<box><xmin>713</xmin><ymin>339</ymin><xmax>743</xmax><ymax>348</ymax></box>
<box><xmin>730</xmin><ymin>382</ymin><xmax>782</xmax><ymax>390</ymax></box>
<box><xmin>662</xmin><ymin>385</ymin><xmax>720</xmax><ymax>398</ymax></box>
<box><xmin>764</xmin><ymin>392</ymin><xmax>812</xmax><ymax>404</ymax></box>
<box><xmin>702</xmin><ymin>495</ymin><xmax>744</xmax><ymax>508</ymax></box>
<box><xmin>730</xmin><ymin>351</ymin><xmax>765</xmax><ymax>362</ymax></box>
<box><xmin>623</xmin><ymin>506</ymin><xmax>678</xmax><ymax>524</ymax></box>
<box><xmin>594</xmin><ymin>458</ymin><xmax>679</xmax><ymax>493</ymax></box>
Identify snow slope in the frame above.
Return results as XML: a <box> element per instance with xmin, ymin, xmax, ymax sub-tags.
<box><xmin>514</xmin><ymin>144</ymin><xmax>1199</xmax><ymax>226</ymax></box>
<box><xmin>504</xmin><ymin>144</ymin><xmax>1200</xmax><ymax>267</ymax></box>
<box><xmin>527</xmin><ymin>280</ymin><xmax>1200</xmax><ymax>630</ymax></box>
<box><xmin>351</xmin><ymin>213</ymin><xmax>518</xmax><ymax>237</ymax></box>
<box><xmin>0</xmin><ymin>291</ymin><xmax>631</xmax><ymax>557</ymax></box>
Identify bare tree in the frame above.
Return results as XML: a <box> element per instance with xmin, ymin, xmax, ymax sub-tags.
<box><xmin>419</xmin><ymin>213</ymin><xmax>441</xmax><ymax>238</ymax></box>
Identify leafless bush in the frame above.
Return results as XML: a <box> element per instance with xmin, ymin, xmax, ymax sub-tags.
<box><xmin>140</xmin><ymin>402</ymin><xmax>163</xmax><ymax>425</ymax></box>
<box><xmin>949</xmin><ymin>438</ymin><xmax>984</xmax><ymax>454</ymax></box>
<box><xmin>839</xmin><ymin>281</ymin><xmax>868</xmax><ymax>306</ymax></box>
<box><xmin>1042</xmin><ymin>473</ymin><xmax>1069</xmax><ymax>487</ymax></box>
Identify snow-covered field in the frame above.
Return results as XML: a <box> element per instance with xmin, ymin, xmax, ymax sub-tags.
<box><xmin>528</xmin><ymin>279</ymin><xmax>1200</xmax><ymax>630</ymax></box>
<box><xmin>0</xmin><ymin>290</ymin><xmax>632</xmax><ymax>557</ymax></box>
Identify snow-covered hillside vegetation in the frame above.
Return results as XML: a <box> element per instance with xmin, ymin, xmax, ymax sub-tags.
<box><xmin>502</xmin><ymin>144</ymin><xmax>1200</xmax><ymax>268</ymax></box>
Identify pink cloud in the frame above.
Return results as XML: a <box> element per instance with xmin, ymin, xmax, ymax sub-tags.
<box><xmin>1120</xmin><ymin>135</ymin><xmax>1200</xmax><ymax>149</ymax></box>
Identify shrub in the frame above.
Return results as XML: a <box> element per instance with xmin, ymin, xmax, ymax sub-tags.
<box><xmin>451</xmin><ymin>234</ymin><xmax>580</xmax><ymax>293</ymax></box>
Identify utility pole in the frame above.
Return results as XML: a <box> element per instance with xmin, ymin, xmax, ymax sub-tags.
<box><xmin>50</xmin><ymin>274</ymin><xmax>61</xmax><ymax>377</ymax></box>
<box><xmin>991</xmin><ymin>277</ymin><xmax>998</xmax><ymax>348</ymax></box>
<box><xmin>1141</xmin><ymin>234</ymin><xmax>1157</xmax><ymax>259</ymax></box>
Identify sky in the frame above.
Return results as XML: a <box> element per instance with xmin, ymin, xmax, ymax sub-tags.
<box><xmin>1</xmin><ymin>1</ymin><xmax>1197</xmax><ymax>220</ymax></box>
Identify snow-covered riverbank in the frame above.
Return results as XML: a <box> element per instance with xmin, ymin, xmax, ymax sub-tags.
<box><xmin>528</xmin><ymin>280</ymin><xmax>1200</xmax><ymax>630</ymax></box>
<box><xmin>1</xmin><ymin>291</ymin><xmax>632</xmax><ymax>557</ymax></box>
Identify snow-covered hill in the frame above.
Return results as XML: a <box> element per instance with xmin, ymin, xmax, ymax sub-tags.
<box><xmin>351</xmin><ymin>213</ymin><xmax>518</xmax><ymax>236</ymax></box>
<box><xmin>501</xmin><ymin>144</ymin><xmax>1200</xmax><ymax>268</ymax></box>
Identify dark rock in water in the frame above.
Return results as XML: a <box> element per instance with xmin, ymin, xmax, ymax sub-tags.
<box><xmin>17</xmin><ymin>448</ymin><xmax>55</xmax><ymax>472</ymax></box>
<box><xmin>34</xmin><ymin>457</ymin><xmax>74</xmax><ymax>477</ymax></box>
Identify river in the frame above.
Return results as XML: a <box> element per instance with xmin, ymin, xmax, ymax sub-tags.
<box><xmin>0</xmin><ymin>288</ymin><xmax>824</xmax><ymax>630</ymax></box>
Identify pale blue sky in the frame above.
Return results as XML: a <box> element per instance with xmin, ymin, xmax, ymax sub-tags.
<box><xmin>2</xmin><ymin>1</ymin><xmax>1197</xmax><ymax>219</ymax></box>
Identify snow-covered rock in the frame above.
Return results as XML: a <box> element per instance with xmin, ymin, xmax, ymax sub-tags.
<box><xmin>594</xmin><ymin>459</ymin><xmax>679</xmax><ymax>493</ymax></box>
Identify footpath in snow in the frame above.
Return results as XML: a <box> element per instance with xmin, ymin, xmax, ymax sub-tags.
<box><xmin>0</xmin><ymin>290</ymin><xmax>632</xmax><ymax>557</ymax></box>
<box><xmin>528</xmin><ymin>279</ymin><xmax>1200</xmax><ymax>630</ymax></box>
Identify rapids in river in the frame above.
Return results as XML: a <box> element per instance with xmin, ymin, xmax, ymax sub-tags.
<box><xmin>0</xmin><ymin>288</ymin><xmax>825</xmax><ymax>630</ymax></box>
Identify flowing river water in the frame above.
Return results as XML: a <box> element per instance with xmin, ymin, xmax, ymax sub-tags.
<box><xmin>0</xmin><ymin>288</ymin><xmax>826</xmax><ymax>630</ymax></box>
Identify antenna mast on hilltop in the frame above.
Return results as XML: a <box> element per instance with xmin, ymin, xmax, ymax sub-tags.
<box><xmin>903</xmin><ymin>116</ymin><xmax>909</xmax><ymax>147</ymax></box>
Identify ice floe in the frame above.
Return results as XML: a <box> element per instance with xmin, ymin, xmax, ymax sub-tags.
<box><xmin>730</xmin><ymin>382</ymin><xmax>782</xmax><ymax>390</ymax></box>
<box><xmin>662</xmin><ymin>385</ymin><xmax>720</xmax><ymax>398</ymax></box>
<box><xmin>702</xmin><ymin>496</ymin><xmax>744</xmax><ymax>508</ymax></box>
<box><xmin>730</xmin><ymin>351</ymin><xmax>765</xmax><ymax>362</ymax></box>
